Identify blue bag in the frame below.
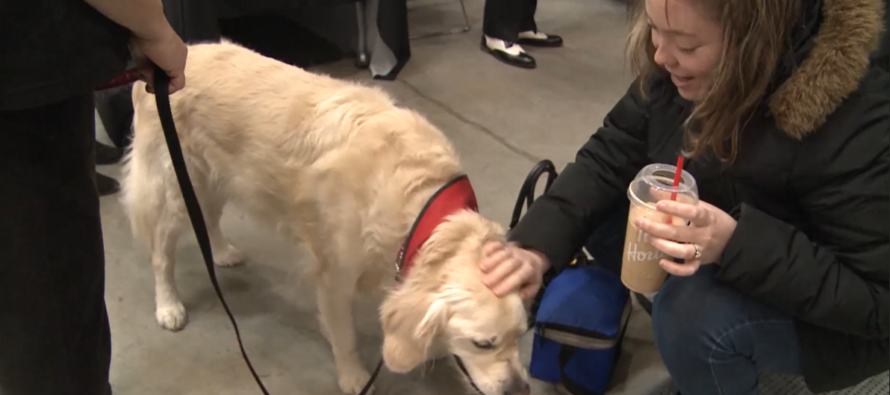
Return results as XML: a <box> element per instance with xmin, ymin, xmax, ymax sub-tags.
<box><xmin>529</xmin><ymin>262</ymin><xmax>631</xmax><ymax>395</ymax></box>
<box><xmin>509</xmin><ymin>160</ymin><xmax>631</xmax><ymax>395</ymax></box>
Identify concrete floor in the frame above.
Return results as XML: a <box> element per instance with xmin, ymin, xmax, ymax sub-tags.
<box><xmin>96</xmin><ymin>0</ymin><xmax>671</xmax><ymax>394</ymax></box>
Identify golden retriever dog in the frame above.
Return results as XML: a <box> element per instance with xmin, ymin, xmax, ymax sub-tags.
<box><xmin>121</xmin><ymin>40</ymin><xmax>531</xmax><ymax>395</ymax></box>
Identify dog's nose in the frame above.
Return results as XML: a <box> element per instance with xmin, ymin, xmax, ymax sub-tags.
<box><xmin>502</xmin><ymin>378</ymin><xmax>531</xmax><ymax>395</ymax></box>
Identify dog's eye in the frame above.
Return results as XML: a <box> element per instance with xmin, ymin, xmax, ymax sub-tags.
<box><xmin>472</xmin><ymin>340</ymin><xmax>495</xmax><ymax>350</ymax></box>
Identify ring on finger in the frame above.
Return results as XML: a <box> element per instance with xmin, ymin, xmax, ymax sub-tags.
<box><xmin>691</xmin><ymin>244</ymin><xmax>702</xmax><ymax>260</ymax></box>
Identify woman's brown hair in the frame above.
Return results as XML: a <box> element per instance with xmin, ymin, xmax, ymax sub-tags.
<box><xmin>626</xmin><ymin>0</ymin><xmax>802</xmax><ymax>163</ymax></box>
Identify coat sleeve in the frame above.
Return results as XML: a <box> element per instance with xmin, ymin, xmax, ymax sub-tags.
<box><xmin>716</xmin><ymin>91</ymin><xmax>890</xmax><ymax>339</ymax></box>
<box><xmin>508</xmin><ymin>79</ymin><xmax>651</xmax><ymax>270</ymax></box>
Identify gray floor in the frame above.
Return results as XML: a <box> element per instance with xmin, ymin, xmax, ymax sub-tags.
<box><xmin>96</xmin><ymin>0</ymin><xmax>672</xmax><ymax>394</ymax></box>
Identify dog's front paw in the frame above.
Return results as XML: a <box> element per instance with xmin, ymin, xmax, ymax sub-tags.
<box><xmin>337</xmin><ymin>367</ymin><xmax>374</xmax><ymax>395</ymax></box>
<box><xmin>156</xmin><ymin>302</ymin><xmax>188</xmax><ymax>331</ymax></box>
<box><xmin>214</xmin><ymin>244</ymin><xmax>245</xmax><ymax>267</ymax></box>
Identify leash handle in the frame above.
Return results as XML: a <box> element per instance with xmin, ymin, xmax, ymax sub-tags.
<box><xmin>152</xmin><ymin>65</ymin><xmax>271</xmax><ymax>395</ymax></box>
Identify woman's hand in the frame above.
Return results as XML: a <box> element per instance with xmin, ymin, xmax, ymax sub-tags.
<box><xmin>478</xmin><ymin>241</ymin><xmax>549</xmax><ymax>300</ymax></box>
<box><xmin>633</xmin><ymin>200</ymin><xmax>737</xmax><ymax>276</ymax></box>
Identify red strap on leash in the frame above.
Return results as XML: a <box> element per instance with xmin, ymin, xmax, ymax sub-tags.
<box><xmin>94</xmin><ymin>68</ymin><xmax>140</xmax><ymax>91</ymax></box>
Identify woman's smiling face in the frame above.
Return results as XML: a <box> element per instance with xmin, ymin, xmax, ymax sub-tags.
<box><xmin>646</xmin><ymin>0</ymin><xmax>724</xmax><ymax>100</ymax></box>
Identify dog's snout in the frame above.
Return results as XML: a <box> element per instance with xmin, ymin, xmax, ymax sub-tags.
<box><xmin>502</xmin><ymin>376</ymin><xmax>531</xmax><ymax>395</ymax></box>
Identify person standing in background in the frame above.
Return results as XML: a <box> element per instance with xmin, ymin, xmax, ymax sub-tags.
<box><xmin>96</xmin><ymin>141</ymin><xmax>126</xmax><ymax>196</ymax></box>
<box><xmin>481</xmin><ymin>0</ymin><xmax>564</xmax><ymax>69</ymax></box>
<box><xmin>0</xmin><ymin>1</ymin><xmax>187</xmax><ymax>394</ymax></box>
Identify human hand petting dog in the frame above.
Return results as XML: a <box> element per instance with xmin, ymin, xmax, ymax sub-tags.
<box><xmin>479</xmin><ymin>241</ymin><xmax>549</xmax><ymax>300</ymax></box>
<box><xmin>633</xmin><ymin>199</ymin><xmax>737</xmax><ymax>277</ymax></box>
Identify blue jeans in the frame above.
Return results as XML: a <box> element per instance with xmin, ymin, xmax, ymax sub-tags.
<box><xmin>585</xmin><ymin>205</ymin><xmax>803</xmax><ymax>395</ymax></box>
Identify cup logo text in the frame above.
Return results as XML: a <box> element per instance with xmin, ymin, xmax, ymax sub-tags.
<box><xmin>625</xmin><ymin>228</ymin><xmax>669</xmax><ymax>262</ymax></box>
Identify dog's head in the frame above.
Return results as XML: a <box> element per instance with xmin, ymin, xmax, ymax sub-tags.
<box><xmin>379</xmin><ymin>210</ymin><xmax>531</xmax><ymax>395</ymax></box>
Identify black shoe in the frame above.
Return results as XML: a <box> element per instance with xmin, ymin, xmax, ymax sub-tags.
<box><xmin>518</xmin><ymin>32</ymin><xmax>564</xmax><ymax>48</ymax></box>
<box><xmin>96</xmin><ymin>172</ymin><xmax>120</xmax><ymax>196</ymax></box>
<box><xmin>96</xmin><ymin>141</ymin><xmax>124</xmax><ymax>165</ymax></box>
<box><xmin>481</xmin><ymin>37</ymin><xmax>536</xmax><ymax>69</ymax></box>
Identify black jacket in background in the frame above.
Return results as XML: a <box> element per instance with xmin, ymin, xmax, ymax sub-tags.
<box><xmin>0</xmin><ymin>0</ymin><xmax>131</xmax><ymax>111</ymax></box>
<box><xmin>509</xmin><ymin>0</ymin><xmax>889</xmax><ymax>392</ymax></box>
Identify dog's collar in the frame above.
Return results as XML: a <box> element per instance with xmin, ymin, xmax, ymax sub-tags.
<box><xmin>395</xmin><ymin>175</ymin><xmax>478</xmax><ymax>283</ymax></box>
<box><xmin>391</xmin><ymin>175</ymin><xmax>484</xmax><ymax>395</ymax></box>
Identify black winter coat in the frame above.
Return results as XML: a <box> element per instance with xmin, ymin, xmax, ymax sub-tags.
<box><xmin>509</xmin><ymin>0</ymin><xmax>889</xmax><ymax>392</ymax></box>
<box><xmin>0</xmin><ymin>0</ymin><xmax>130</xmax><ymax>111</ymax></box>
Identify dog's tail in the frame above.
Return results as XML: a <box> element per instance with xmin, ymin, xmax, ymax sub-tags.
<box><xmin>120</xmin><ymin>81</ymin><xmax>186</xmax><ymax>245</ymax></box>
<box><xmin>131</xmin><ymin>80</ymin><xmax>148</xmax><ymax>106</ymax></box>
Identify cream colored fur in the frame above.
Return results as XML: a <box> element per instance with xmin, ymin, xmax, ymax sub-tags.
<box><xmin>121</xmin><ymin>40</ymin><xmax>530</xmax><ymax>395</ymax></box>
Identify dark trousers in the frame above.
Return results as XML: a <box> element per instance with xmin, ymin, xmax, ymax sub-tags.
<box><xmin>584</xmin><ymin>204</ymin><xmax>802</xmax><ymax>395</ymax></box>
<box><xmin>483</xmin><ymin>0</ymin><xmax>539</xmax><ymax>42</ymax></box>
<box><xmin>0</xmin><ymin>93</ymin><xmax>112</xmax><ymax>395</ymax></box>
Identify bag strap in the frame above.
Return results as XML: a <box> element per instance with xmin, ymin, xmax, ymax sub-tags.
<box><xmin>508</xmin><ymin>159</ymin><xmax>558</xmax><ymax>230</ymax></box>
<box><xmin>555</xmin><ymin>298</ymin><xmax>632</xmax><ymax>395</ymax></box>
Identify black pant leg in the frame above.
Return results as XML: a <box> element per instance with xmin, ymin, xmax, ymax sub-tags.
<box><xmin>0</xmin><ymin>93</ymin><xmax>111</xmax><ymax>395</ymax></box>
<box><xmin>519</xmin><ymin>0</ymin><xmax>538</xmax><ymax>33</ymax></box>
<box><xmin>94</xmin><ymin>83</ymin><xmax>134</xmax><ymax>148</ymax></box>
<box><xmin>483</xmin><ymin>0</ymin><xmax>525</xmax><ymax>41</ymax></box>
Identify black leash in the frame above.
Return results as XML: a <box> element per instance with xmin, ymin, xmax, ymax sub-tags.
<box><xmin>152</xmin><ymin>67</ymin><xmax>270</xmax><ymax>394</ymax></box>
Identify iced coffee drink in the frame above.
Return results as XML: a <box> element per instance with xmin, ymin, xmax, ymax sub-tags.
<box><xmin>621</xmin><ymin>163</ymin><xmax>699</xmax><ymax>294</ymax></box>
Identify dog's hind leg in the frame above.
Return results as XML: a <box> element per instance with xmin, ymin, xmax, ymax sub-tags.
<box><xmin>202</xmin><ymin>191</ymin><xmax>244</xmax><ymax>268</ymax></box>
<box><xmin>150</xmin><ymin>205</ymin><xmax>189</xmax><ymax>331</ymax></box>
<box><xmin>122</xmin><ymin>149</ymin><xmax>190</xmax><ymax>331</ymax></box>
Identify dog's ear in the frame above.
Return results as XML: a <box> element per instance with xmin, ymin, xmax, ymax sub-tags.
<box><xmin>379</xmin><ymin>214</ymin><xmax>478</xmax><ymax>372</ymax></box>
<box><xmin>379</xmin><ymin>287</ymin><xmax>447</xmax><ymax>373</ymax></box>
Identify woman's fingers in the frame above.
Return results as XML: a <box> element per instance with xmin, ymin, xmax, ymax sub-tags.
<box><xmin>481</xmin><ymin>253</ymin><xmax>520</xmax><ymax>289</ymax></box>
<box><xmin>657</xmin><ymin>200</ymin><xmax>711</xmax><ymax>227</ymax></box>
<box><xmin>660</xmin><ymin>258</ymin><xmax>700</xmax><ymax>276</ymax></box>
<box><xmin>518</xmin><ymin>281</ymin><xmax>541</xmax><ymax>300</ymax></box>
<box><xmin>479</xmin><ymin>242</ymin><xmax>507</xmax><ymax>273</ymax></box>
<box><xmin>483</xmin><ymin>241</ymin><xmax>503</xmax><ymax>256</ymax></box>
<box><xmin>492</xmin><ymin>262</ymin><xmax>534</xmax><ymax>297</ymax></box>
<box><xmin>635</xmin><ymin>217</ymin><xmax>696</xmax><ymax>244</ymax></box>
<box><xmin>647</xmin><ymin>237</ymin><xmax>691</xmax><ymax>259</ymax></box>
<box><xmin>479</xmin><ymin>243</ymin><xmax>543</xmax><ymax>298</ymax></box>
<box><xmin>648</xmin><ymin>237</ymin><xmax>702</xmax><ymax>261</ymax></box>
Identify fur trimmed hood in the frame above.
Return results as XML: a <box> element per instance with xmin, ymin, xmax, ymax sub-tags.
<box><xmin>769</xmin><ymin>0</ymin><xmax>886</xmax><ymax>139</ymax></box>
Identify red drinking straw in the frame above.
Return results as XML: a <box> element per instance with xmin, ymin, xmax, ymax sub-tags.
<box><xmin>665</xmin><ymin>156</ymin><xmax>685</xmax><ymax>224</ymax></box>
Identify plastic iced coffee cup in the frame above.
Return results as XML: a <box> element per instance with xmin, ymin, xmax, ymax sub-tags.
<box><xmin>620</xmin><ymin>163</ymin><xmax>699</xmax><ymax>294</ymax></box>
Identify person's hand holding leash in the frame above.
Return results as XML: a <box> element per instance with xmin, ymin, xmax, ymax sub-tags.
<box><xmin>479</xmin><ymin>241</ymin><xmax>549</xmax><ymax>300</ymax></box>
<box><xmin>633</xmin><ymin>199</ymin><xmax>737</xmax><ymax>276</ymax></box>
<box><xmin>83</xmin><ymin>0</ymin><xmax>188</xmax><ymax>94</ymax></box>
<box><xmin>130</xmin><ymin>25</ymin><xmax>188</xmax><ymax>94</ymax></box>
